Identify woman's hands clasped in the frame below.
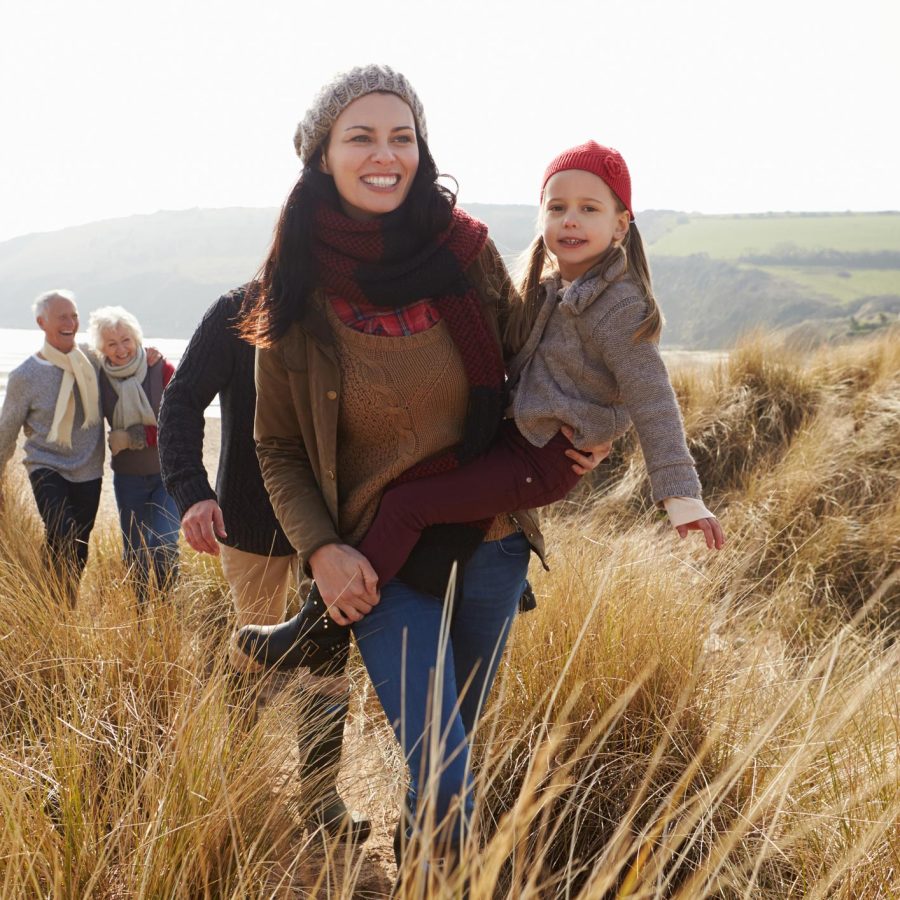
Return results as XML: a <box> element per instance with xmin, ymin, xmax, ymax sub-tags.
<box><xmin>309</xmin><ymin>543</ymin><xmax>380</xmax><ymax>626</ymax></box>
<box><xmin>306</xmin><ymin>425</ymin><xmax>611</xmax><ymax>626</ymax></box>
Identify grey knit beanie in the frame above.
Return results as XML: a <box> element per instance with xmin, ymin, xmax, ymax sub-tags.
<box><xmin>294</xmin><ymin>64</ymin><xmax>428</xmax><ymax>164</ymax></box>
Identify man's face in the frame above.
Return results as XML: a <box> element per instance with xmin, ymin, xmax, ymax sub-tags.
<box><xmin>38</xmin><ymin>296</ymin><xmax>79</xmax><ymax>353</ymax></box>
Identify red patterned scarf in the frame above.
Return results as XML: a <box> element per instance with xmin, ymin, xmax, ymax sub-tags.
<box><xmin>313</xmin><ymin>203</ymin><xmax>507</xmax><ymax>595</ymax></box>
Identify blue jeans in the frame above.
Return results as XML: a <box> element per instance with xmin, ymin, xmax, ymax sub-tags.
<box><xmin>113</xmin><ymin>472</ymin><xmax>181</xmax><ymax>602</ymax></box>
<box><xmin>353</xmin><ymin>531</ymin><xmax>530</xmax><ymax>849</ymax></box>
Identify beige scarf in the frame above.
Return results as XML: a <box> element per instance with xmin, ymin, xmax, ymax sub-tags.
<box><xmin>102</xmin><ymin>346</ymin><xmax>157</xmax><ymax>430</ymax></box>
<box><xmin>41</xmin><ymin>340</ymin><xmax>101</xmax><ymax>447</ymax></box>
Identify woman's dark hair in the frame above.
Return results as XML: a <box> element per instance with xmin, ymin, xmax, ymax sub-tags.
<box><xmin>240</xmin><ymin>132</ymin><xmax>456</xmax><ymax>347</ymax></box>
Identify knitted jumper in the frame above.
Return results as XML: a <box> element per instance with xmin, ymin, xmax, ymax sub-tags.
<box><xmin>157</xmin><ymin>288</ymin><xmax>293</xmax><ymax>557</ymax></box>
<box><xmin>327</xmin><ymin>304</ymin><xmax>515</xmax><ymax>546</ymax></box>
<box><xmin>508</xmin><ymin>267</ymin><xmax>701</xmax><ymax>503</ymax></box>
<box><xmin>0</xmin><ymin>351</ymin><xmax>104</xmax><ymax>482</ymax></box>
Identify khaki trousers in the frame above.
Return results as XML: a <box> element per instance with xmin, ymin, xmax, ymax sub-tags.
<box><xmin>219</xmin><ymin>543</ymin><xmax>301</xmax><ymax>671</ymax></box>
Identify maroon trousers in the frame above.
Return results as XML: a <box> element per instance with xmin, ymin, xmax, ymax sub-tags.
<box><xmin>358</xmin><ymin>420</ymin><xmax>580</xmax><ymax>588</ymax></box>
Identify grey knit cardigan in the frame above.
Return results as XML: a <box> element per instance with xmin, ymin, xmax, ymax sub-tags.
<box><xmin>507</xmin><ymin>265</ymin><xmax>702</xmax><ymax>503</ymax></box>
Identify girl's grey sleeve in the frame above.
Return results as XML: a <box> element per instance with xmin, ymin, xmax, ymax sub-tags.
<box><xmin>595</xmin><ymin>298</ymin><xmax>701</xmax><ymax>502</ymax></box>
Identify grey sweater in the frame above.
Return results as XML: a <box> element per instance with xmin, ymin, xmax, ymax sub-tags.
<box><xmin>508</xmin><ymin>266</ymin><xmax>701</xmax><ymax>503</ymax></box>
<box><xmin>0</xmin><ymin>351</ymin><xmax>105</xmax><ymax>482</ymax></box>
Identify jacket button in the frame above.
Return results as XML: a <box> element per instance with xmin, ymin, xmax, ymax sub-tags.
<box><xmin>326</xmin><ymin>390</ymin><xmax>337</xmax><ymax>400</ymax></box>
<box><xmin>326</xmin><ymin>469</ymin><xmax>335</xmax><ymax>480</ymax></box>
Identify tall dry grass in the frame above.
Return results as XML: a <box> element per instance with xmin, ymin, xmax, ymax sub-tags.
<box><xmin>0</xmin><ymin>490</ymin><xmax>365</xmax><ymax>897</ymax></box>
<box><xmin>1</xmin><ymin>329</ymin><xmax>898</xmax><ymax>897</ymax></box>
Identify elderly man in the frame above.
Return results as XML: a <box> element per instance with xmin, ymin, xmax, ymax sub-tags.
<box><xmin>0</xmin><ymin>290</ymin><xmax>104</xmax><ymax>606</ymax></box>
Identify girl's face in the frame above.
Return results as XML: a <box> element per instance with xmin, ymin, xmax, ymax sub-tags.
<box><xmin>321</xmin><ymin>92</ymin><xmax>420</xmax><ymax>221</ymax></box>
<box><xmin>541</xmin><ymin>170</ymin><xmax>630</xmax><ymax>282</ymax></box>
<box><xmin>101</xmin><ymin>324</ymin><xmax>138</xmax><ymax>366</ymax></box>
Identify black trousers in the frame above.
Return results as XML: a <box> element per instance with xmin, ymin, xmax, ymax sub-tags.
<box><xmin>29</xmin><ymin>468</ymin><xmax>102</xmax><ymax>604</ymax></box>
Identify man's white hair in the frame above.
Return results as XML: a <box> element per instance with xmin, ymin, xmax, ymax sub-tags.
<box><xmin>88</xmin><ymin>306</ymin><xmax>144</xmax><ymax>353</ymax></box>
<box><xmin>33</xmin><ymin>289</ymin><xmax>77</xmax><ymax>320</ymax></box>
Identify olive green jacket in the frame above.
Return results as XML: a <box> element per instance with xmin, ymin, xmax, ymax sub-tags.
<box><xmin>254</xmin><ymin>240</ymin><xmax>546</xmax><ymax>575</ymax></box>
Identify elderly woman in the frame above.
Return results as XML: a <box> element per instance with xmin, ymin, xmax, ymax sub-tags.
<box><xmin>89</xmin><ymin>306</ymin><xmax>179</xmax><ymax>602</ymax></box>
<box><xmin>236</xmin><ymin>65</ymin><xmax>608</xmax><ymax>864</ymax></box>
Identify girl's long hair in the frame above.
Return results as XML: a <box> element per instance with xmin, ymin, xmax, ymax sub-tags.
<box><xmin>240</xmin><ymin>134</ymin><xmax>456</xmax><ymax>348</ymax></box>
<box><xmin>509</xmin><ymin>204</ymin><xmax>663</xmax><ymax>351</ymax></box>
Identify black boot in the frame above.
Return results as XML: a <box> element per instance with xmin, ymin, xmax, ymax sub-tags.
<box><xmin>299</xmin><ymin>689</ymin><xmax>371</xmax><ymax>844</ymax></box>
<box><xmin>236</xmin><ymin>583</ymin><xmax>351</xmax><ymax>674</ymax></box>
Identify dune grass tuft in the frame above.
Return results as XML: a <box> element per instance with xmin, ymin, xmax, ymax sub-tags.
<box><xmin>1</xmin><ymin>328</ymin><xmax>898</xmax><ymax>897</ymax></box>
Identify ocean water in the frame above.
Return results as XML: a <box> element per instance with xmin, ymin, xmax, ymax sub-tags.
<box><xmin>0</xmin><ymin>328</ymin><xmax>220</xmax><ymax>417</ymax></box>
<box><xmin>1</xmin><ymin>327</ymin><xmax>726</xmax><ymax>417</ymax></box>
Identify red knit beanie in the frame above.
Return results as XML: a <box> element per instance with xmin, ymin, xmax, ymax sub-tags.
<box><xmin>541</xmin><ymin>141</ymin><xmax>634</xmax><ymax>221</ymax></box>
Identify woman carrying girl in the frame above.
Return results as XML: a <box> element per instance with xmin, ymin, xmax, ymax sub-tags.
<box><xmin>237</xmin><ymin>65</ymin><xmax>608</xmax><ymax>861</ymax></box>
<box><xmin>90</xmin><ymin>307</ymin><xmax>180</xmax><ymax>603</ymax></box>
<box><xmin>240</xmin><ymin>140</ymin><xmax>724</xmax><ymax>672</ymax></box>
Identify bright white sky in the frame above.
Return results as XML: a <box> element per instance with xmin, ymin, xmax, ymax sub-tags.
<box><xmin>1</xmin><ymin>0</ymin><xmax>897</xmax><ymax>243</ymax></box>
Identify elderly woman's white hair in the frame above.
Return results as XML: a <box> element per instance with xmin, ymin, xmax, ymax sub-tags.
<box><xmin>88</xmin><ymin>306</ymin><xmax>145</xmax><ymax>352</ymax></box>
<box><xmin>33</xmin><ymin>289</ymin><xmax>77</xmax><ymax>320</ymax></box>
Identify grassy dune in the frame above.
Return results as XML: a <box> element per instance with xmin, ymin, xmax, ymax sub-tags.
<box><xmin>1</xmin><ymin>331</ymin><xmax>898</xmax><ymax>898</ymax></box>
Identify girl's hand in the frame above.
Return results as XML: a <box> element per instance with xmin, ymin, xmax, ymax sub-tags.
<box><xmin>676</xmin><ymin>516</ymin><xmax>726</xmax><ymax>550</ymax></box>
<box><xmin>309</xmin><ymin>543</ymin><xmax>380</xmax><ymax>626</ymax></box>
<box><xmin>561</xmin><ymin>425</ymin><xmax>612</xmax><ymax>475</ymax></box>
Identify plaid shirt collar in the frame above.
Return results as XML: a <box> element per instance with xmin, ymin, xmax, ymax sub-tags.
<box><xmin>329</xmin><ymin>294</ymin><xmax>441</xmax><ymax>337</ymax></box>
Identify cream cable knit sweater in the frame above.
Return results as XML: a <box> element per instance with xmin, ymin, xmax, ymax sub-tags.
<box><xmin>0</xmin><ymin>350</ymin><xmax>104</xmax><ymax>482</ymax></box>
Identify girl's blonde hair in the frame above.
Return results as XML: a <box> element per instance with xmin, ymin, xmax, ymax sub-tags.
<box><xmin>508</xmin><ymin>203</ymin><xmax>663</xmax><ymax>351</ymax></box>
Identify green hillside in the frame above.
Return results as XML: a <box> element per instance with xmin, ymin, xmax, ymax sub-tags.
<box><xmin>1</xmin><ymin>208</ymin><xmax>897</xmax><ymax>347</ymax></box>
<box><xmin>637</xmin><ymin>212</ymin><xmax>900</xmax><ymax>345</ymax></box>
<box><xmin>648</xmin><ymin>212</ymin><xmax>900</xmax><ymax>257</ymax></box>
<box><xmin>749</xmin><ymin>266</ymin><xmax>900</xmax><ymax>304</ymax></box>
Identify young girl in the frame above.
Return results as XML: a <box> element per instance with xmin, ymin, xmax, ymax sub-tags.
<box><xmin>238</xmin><ymin>140</ymin><xmax>724</xmax><ymax>671</ymax></box>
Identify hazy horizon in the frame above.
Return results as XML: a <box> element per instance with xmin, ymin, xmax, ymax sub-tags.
<box><xmin>3</xmin><ymin>204</ymin><xmax>899</xmax><ymax>247</ymax></box>
<box><xmin>1</xmin><ymin>0</ymin><xmax>897</xmax><ymax>244</ymax></box>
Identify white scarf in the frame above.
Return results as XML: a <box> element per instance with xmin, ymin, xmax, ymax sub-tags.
<box><xmin>102</xmin><ymin>346</ymin><xmax>157</xmax><ymax>430</ymax></box>
<box><xmin>41</xmin><ymin>340</ymin><xmax>101</xmax><ymax>447</ymax></box>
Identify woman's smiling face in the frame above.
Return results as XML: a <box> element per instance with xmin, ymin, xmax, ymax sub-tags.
<box><xmin>100</xmin><ymin>323</ymin><xmax>138</xmax><ymax>366</ymax></box>
<box><xmin>321</xmin><ymin>92</ymin><xmax>420</xmax><ymax>220</ymax></box>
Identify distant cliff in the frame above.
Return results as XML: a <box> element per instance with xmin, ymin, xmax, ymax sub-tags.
<box><xmin>1</xmin><ymin>207</ymin><xmax>897</xmax><ymax>347</ymax></box>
